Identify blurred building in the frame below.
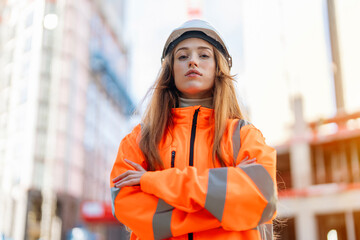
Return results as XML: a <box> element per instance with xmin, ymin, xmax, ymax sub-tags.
<box><xmin>0</xmin><ymin>0</ymin><xmax>134</xmax><ymax>239</ymax></box>
<box><xmin>276</xmin><ymin>1</ymin><xmax>360</xmax><ymax>239</ymax></box>
<box><xmin>276</xmin><ymin>98</ymin><xmax>360</xmax><ymax>240</ymax></box>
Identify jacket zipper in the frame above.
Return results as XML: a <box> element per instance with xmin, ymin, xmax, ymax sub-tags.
<box><xmin>188</xmin><ymin>233</ymin><xmax>194</xmax><ymax>240</ymax></box>
<box><xmin>188</xmin><ymin>108</ymin><xmax>200</xmax><ymax>240</ymax></box>
<box><xmin>171</xmin><ymin>150</ymin><xmax>176</xmax><ymax>168</ymax></box>
<box><xmin>189</xmin><ymin>108</ymin><xmax>200</xmax><ymax>167</ymax></box>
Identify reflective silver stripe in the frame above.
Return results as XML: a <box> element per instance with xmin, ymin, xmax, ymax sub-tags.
<box><xmin>204</xmin><ymin>168</ymin><xmax>228</xmax><ymax>222</ymax></box>
<box><xmin>110</xmin><ymin>187</ymin><xmax>120</xmax><ymax>222</ymax></box>
<box><xmin>232</xmin><ymin>119</ymin><xmax>251</xmax><ymax>164</ymax></box>
<box><xmin>153</xmin><ymin>199</ymin><xmax>174</xmax><ymax>240</ymax></box>
<box><xmin>258</xmin><ymin>197</ymin><xmax>277</xmax><ymax>224</ymax></box>
<box><xmin>257</xmin><ymin>224</ymin><xmax>273</xmax><ymax>240</ymax></box>
<box><xmin>240</xmin><ymin>164</ymin><xmax>277</xmax><ymax>224</ymax></box>
<box><xmin>238</xmin><ymin>119</ymin><xmax>251</xmax><ymax>130</ymax></box>
<box><xmin>232</xmin><ymin>120</ymin><xmax>241</xmax><ymax>164</ymax></box>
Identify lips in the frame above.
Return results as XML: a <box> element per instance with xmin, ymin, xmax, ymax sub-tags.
<box><xmin>185</xmin><ymin>69</ymin><xmax>202</xmax><ymax>77</ymax></box>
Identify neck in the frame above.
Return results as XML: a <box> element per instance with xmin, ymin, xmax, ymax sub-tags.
<box><xmin>179</xmin><ymin>97</ymin><xmax>213</xmax><ymax>109</ymax></box>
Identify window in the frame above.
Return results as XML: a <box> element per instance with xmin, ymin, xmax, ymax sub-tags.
<box><xmin>277</xmin><ymin>151</ymin><xmax>292</xmax><ymax>190</ymax></box>
<box><xmin>317</xmin><ymin>213</ymin><xmax>347</xmax><ymax>240</ymax></box>
<box><xmin>3</xmin><ymin>48</ymin><xmax>14</xmax><ymax>65</ymax></box>
<box><xmin>39</xmin><ymin>78</ymin><xmax>50</xmax><ymax>101</ymax></box>
<box><xmin>354</xmin><ymin>211</ymin><xmax>360</xmax><ymax>240</ymax></box>
<box><xmin>311</xmin><ymin>138</ymin><xmax>360</xmax><ymax>184</ymax></box>
<box><xmin>0</xmin><ymin>90</ymin><xmax>9</xmax><ymax>113</ymax></box>
<box><xmin>23</xmin><ymin>35</ymin><xmax>32</xmax><ymax>53</ymax></box>
<box><xmin>35</xmin><ymin>131</ymin><xmax>46</xmax><ymax>158</ymax></box>
<box><xmin>0</xmin><ymin>113</ymin><xmax>8</xmax><ymax>137</ymax></box>
<box><xmin>21</xmin><ymin>59</ymin><xmax>30</xmax><ymax>79</ymax></box>
<box><xmin>37</xmin><ymin>102</ymin><xmax>48</xmax><ymax>131</ymax></box>
<box><xmin>275</xmin><ymin>217</ymin><xmax>296</xmax><ymax>240</ymax></box>
<box><xmin>42</xmin><ymin>29</ymin><xmax>53</xmax><ymax>48</ymax></box>
<box><xmin>25</xmin><ymin>189</ymin><xmax>42</xmax><ymax>240</ymax></box>
<box><xmin>25</xmin><ymin>10</ymin><xmax>34</xmax><ymax>28</ymax></box>
<box><xmin>17</xmin><ymin>84</ymin><xmax>28</xmax><ymax>105</ymax></box>
<box><xmin>33</xmin><ymin>160</ymin><xmax>44</xmax><ymax>189</ymax></box>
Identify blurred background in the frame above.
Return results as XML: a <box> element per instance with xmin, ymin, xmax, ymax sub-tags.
<box><xmin>0</xmin><ymin>0</ymin><xmax>359</xmax><ymax>239</ymax></box>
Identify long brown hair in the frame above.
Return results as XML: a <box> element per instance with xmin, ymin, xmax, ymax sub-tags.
<box><xmin>139</xmin><ymin>46</ymin><xmax>244</xmax><ymax>171</ymax></box>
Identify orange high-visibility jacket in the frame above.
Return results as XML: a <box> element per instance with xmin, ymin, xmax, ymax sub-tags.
<box><xmin>110</xmin><ymin>106</ymin><xmax>277</xmax><ymax>240</ymax></box>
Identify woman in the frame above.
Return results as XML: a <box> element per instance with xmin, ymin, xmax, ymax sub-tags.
<box><xmin>110</xmin><ymin>19</ymin><xmax>277</xmax><ymax>240</ymax></box>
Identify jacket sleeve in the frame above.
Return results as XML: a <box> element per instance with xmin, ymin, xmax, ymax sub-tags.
<box><xmin>140</xmin><ymin>124</ymin><xmax>277</xmax><ymax>231</ymax></box>
<box><xmin>110</xmin><ymin>125</ymin><xmax>222</xmax><ymax>240</ymax></box>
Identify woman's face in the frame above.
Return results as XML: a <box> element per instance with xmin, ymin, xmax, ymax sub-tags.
<box><xmin>173</xmin><ymin>38</ymin><xmax>216</xmax><ymax>99</ymax></box>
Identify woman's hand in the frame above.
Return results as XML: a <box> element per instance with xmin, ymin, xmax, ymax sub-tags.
<box><xmin>236</xmin><ymin>156</ymin><xmax>256</xmax><ymax>167</ymax></box>
<box><xmin>112</xmin><ymin>159</ymin><xmax>147</xmax><ymax>188</ymax></box>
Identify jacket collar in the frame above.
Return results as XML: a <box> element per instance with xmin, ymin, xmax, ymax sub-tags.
<box><xmin>171</xmin><ymin>106</ymin><xmax>214</xmax><ymax>127</ymax></box>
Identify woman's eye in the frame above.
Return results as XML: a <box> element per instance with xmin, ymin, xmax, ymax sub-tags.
<box><xmin>178</xmin><ymin>55</ymin><xmax>188</xmax><ymax>60</ymax></box>
<box><xmin>200</xmin><ymin>54</ymin><xmax>209</xmax><ymax>58</ymax></box>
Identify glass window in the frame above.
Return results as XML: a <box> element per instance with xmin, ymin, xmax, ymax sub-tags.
<box><xmin>3</xmin><ymin>48</ymin><xmax>14</xmax><ymax>65</ymax></box>
<box><xmin>25</xmin><ymin>10</ymin><xmax>34</xmax><ymax>28</ymax></box>
<box><xmin>317</xmin><ymin>213</ymin><xmax>347</xmax><ymax>240</ymax></box>
<box><xmin>33</xmin><ymin>160</ymin><xmax>44</xmax><ymax>188</ymax></box>
<box><xmin>39</xmin><ymin>79</ymin><xmax>49</xmax><ymax>101</ymax></box>
<box><xmin>23</xmin><ymin>35</ymin><xmax>32</xmax><ymax>53</ymax></box>
<box><xmin>41</xmin><ymin>51</ymin><xmax>52</xmax><ymax>75</ymax></box>
<box><xmin>0</xmin><ymin>113</ymin><xmax>8</xmax><ymax>137</ymax></box>
<box><xmin>0</xmin><ymin>91</ymin><xmax>9</xmax><ymax>113</ymax></box>
<box><xmin>42</xmin><ymin>29</ymin><xmax>53</xmax><ymax>48</ymax></box>
<box><xmin>277</xmin><ymin>151</ymin><xmax>292</xmax><ymax>190</ymax></box>
<box><xmin>275</xmin><ymin>217</ymin><xmax>296</xmax><ymax>240</ymax></box>
<box><xmin>37</xmin><ymin>102</ymin><xmax>48</xmax><ymax>131</ymax></box>
<box><xmin>21</xmin><ymin>58</ymin><xmax>30</xmax><ymax>79</ymax></box>
<box><xmin>311</xmin><ymin>138</ymin><xmax>360</xmax><ymax>184</ymax></box>
<box><xmin>14</xmin><ymin>105</ymin><xmax>26</xmax><ymax>133</ymax></box>
<box><xmin>354</xmin><ymin>211</ymin><xmax>360</xmax><ymax>240</ymax></box>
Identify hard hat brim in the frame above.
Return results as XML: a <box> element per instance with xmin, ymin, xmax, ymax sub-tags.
<box><xmin>161</xmin><ymin>20</ymin><xmax>232</xmax><ymax>68</ymax></box>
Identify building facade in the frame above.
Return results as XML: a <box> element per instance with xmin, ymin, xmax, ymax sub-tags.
<box><xmin>275</xmin><ymin>0</ymin><xmax>360</xmax><ymax>239</ymax></box>
<box><xmin>276</xmin><ymin>98</ymin><xmax>360</xmax><ymax>240</ymax></box>
<box><xmin>0</xmin><ymin>0</ymin><xmax>133</xmax><ymax>239</ymax></box>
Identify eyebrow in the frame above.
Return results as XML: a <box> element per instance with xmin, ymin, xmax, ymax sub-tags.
<box><xmin>175</xmin><ymin>46</ymin><xmax>212</xmax><ymax>54</ymax></box>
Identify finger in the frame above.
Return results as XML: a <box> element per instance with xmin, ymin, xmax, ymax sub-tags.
<box><xmin>125</xmin><ymin>159</ymin><xmax>145</xmax><ymax>171</ymax></box>
<box><xmin>112</xmin><ymin>173</ymin><xmax>127</xmax><ymax>183</ymax></box>
<box><xmin>115</xmin><ymin>171</ymin><xmax>143</xmax><ymax>187</ymax></box>
<box><xmin>112</xmin><ymin>172</ymin><xmax>130</xmax><ymax>183</ymax></box>
<box><xmin>112</xmin><ymin>170</ymin><xmax>135</xmax><ymax>183</ymax></box>
<box><xmin>116</xmin><ymin>175</ymin><xmax>132</xmax><ymax>186</ymax></box>
<box><xmin>242</xmin><ymin>158</ymin><xmax>256</xmax><ymax>163</ymax></box>
<box><xmin>237</xmin><ymin>158</ymin><xmax>257</xmax><ymax>167</ymax></box>
<box><xmin>116</xmin><ymin>178</ymin><xmax>141</xmax><ymax>188</ymax></box>
<box><xmin>116</xmin><ymin>172</ymin><xmax>139</xmax><ymax>185</ymax></box>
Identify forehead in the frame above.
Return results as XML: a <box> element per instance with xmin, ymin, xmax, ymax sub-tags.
<box><xmin>174</xmin><ymin>38</ymin><xmax>213</xmax><ymax>51</ymax></box>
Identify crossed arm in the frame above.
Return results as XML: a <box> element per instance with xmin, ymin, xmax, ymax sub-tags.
<box><xmin>110</xmin><ymin>125</ymin><xmax>277</xmax><ymax>239</ymax></box>
<box><xmin>112</xmin><ymin>156</ymin><xmax>256</xmax><ymax>188</ymax></box>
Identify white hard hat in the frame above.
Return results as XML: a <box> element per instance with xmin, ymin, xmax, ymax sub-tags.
<box><xmin>162</xmin><ymin>19</ymin><xmax>232</xmax><ymax>68</ymax></box>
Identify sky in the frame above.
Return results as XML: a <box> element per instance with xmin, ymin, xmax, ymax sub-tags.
<box><xmin>123</xmin><ymin>0</ymin><xmax>360</xmax><ymax>146</ymax></box>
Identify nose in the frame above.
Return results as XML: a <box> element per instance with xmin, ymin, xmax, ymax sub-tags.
<box><xmin>188</xmin><ymin>55</ymin><xmax>198</xmax><ymax>68</ymax></box>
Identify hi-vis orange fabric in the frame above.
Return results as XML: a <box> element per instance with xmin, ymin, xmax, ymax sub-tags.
<box><xmin>110</xmin><ymin>106</ymin><xmax>277</xmax><ymax>240</ymax></box>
